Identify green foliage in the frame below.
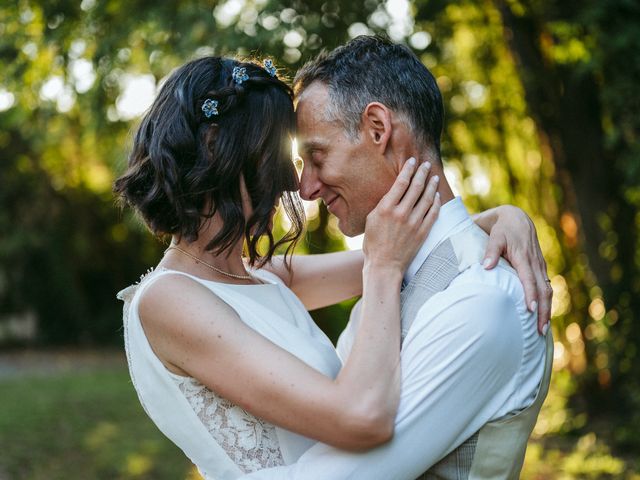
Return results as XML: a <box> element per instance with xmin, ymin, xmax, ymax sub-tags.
<box><xmin>1</xmin><ymin>365</ymin><xmax>637</xmax><ymax>479</ymax></box>
<box><xmin>488</xmin><ymin>0</ymin><xmax>640</xmax><ymax>450</ymax></box>
<box><xmin>1</xmin><ymin>0</ymin><xmax>639</xmax><ymax>473</ymax></box>
<box><xmin>0</xmin><ymin>368</ymin><xmax>194</xmax><ymax>479</ymax></box>
<box><xmin>410</xmin><ymin>0</ymin><xmax>640</xmax><ymax>453</ymax></box>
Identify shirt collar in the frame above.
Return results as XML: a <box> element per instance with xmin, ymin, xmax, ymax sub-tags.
<box><xmin>403</xmin><ymin>196</ymin><xmax>473</xmax><ymax>285</ymax></box>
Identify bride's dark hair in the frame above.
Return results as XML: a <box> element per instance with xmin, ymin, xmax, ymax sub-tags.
<box><xmin>114</xmin><ymin>56</ymin><xmax>304</xmax><ymax>266</ymax></box>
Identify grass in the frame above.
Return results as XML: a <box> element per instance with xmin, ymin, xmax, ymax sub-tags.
<box><xmin>0</xmin><ymin>361</ymin><xmax>638</xmax><ymax>479</ymax></box>
<box><xmin>0</xmin><ymin>367</ymin><xmax>199</xmax><ymax>480</ymax></box>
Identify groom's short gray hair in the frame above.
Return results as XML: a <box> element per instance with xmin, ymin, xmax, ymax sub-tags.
<box><xmin>293</xmin><ymin>35</ymin><xmax>444</xmax><ymax>159</ymax></box>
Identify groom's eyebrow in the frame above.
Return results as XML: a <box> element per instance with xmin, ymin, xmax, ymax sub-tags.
<box><xmin>300</xmin><ymin>140</ymin><xmax>324</xmax><ymax>154</ymax></box>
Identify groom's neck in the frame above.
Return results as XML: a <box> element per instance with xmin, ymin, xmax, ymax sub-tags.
<box><xmin>392</xmin><ymin>141</ymin><xmax>455</xmax><ymax>205</ymax></box>
<box><xmin>427</xmin><ymin>161</ymin><xmax>455</xmax><ymax>205</ymax></box>
<box><xmin>413</xmin><ymin>149</ymin><xmax>455</xmax><ymax>205</ymax></box>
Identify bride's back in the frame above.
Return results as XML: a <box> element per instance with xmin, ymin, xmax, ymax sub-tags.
<box><xmin>118</xmin><ymin>267</ymin><xmax>341</xmax><ymax>479</ymax></box>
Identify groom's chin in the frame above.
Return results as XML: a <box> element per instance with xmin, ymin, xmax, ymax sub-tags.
<box><xmin>337</xmin><ymin>218</ymin><xmax>365</xmax><ymax>238</ymax></box>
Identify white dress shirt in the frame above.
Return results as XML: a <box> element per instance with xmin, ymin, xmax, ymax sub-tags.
<box><xmin>242</xmin><ymin>197</ymin><xmax>547</xmax><ymax>479</ymax></box>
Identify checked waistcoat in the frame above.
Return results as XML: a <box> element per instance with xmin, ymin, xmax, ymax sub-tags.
<box><xmin>401</xmin><ymin>223</ymin><xmax>554</xmax><ymax>480</ymax></box>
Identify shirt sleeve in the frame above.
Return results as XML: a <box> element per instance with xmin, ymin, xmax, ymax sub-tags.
<box><xmin>240</xmin><ymin>282</ymin><xmax>524</xmax><ymax>480</ymax></box>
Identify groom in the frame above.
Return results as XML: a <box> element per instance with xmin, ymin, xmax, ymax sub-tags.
<box><xmin>247</xmin><ymin>36</ymin><xmax>552</xmax><ymax>478</ymax></box>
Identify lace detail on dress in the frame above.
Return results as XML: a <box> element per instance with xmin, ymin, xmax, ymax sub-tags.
<box><xmin>117</xmin><ymin>267</ymin><xmax>286</xmax><ymax>473</ymax></box>
<box><xmin>173</xmin><ymin>375</ymin><xmax>285</xmax><ymax>473</ymax></box>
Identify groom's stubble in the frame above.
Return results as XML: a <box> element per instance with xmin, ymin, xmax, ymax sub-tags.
<box><xmin>296</xmin><ymin>82</ymin><xmax>415</xmax><ymax>236</ymax></box>
<box><xmin>295</xmin><ymin>82</ymin><xmax>398</xmax><ymax>237</ymax></box>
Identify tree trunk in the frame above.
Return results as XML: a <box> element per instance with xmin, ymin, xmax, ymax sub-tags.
<box><xmin>495</xmin><ymin>0</ymin><xmax>640</xmax><ymax>424</ymax></box>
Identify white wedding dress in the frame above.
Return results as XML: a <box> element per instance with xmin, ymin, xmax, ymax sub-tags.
<box><xmin>117</xmin><ymin>267</ymin><xmax>342</xmax><ymax>479</ymax></box>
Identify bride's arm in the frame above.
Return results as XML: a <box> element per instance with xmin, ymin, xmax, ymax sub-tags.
<box><xmin>265</xmin><ymin>251</ymin><xmax>364</xmax><ymax>310</ymax></box>
<box><xmin>139</xmin><ymin>161</ymin><xmax>440</xmax><ymax>451</ymax></box>
<box><xmin>265</xmin><ymin>205</ymin><xmax>551</xmax><ymax>329</ymax></box>
<box><xmin>473</xmin><ymin>206</ymin><xmax>551</xmax><ymax>333</ymax></box>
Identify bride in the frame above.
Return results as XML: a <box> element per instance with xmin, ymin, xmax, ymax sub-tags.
<box><xmin>115</xmin><ymin>56</ymin><xmax>546</xmax><ymax>479</ymax></box>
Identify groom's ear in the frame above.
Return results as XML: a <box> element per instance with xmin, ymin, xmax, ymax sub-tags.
<box><xmin>361</xmin><ymin>102</ymin><xmax>392</xmax><ymax>153</ymax></box>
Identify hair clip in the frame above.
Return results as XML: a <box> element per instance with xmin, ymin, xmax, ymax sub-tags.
<box><xmin>232</xmin><ymin>66</ymin><xmax>249</xmax><ymax>85</ymax></box>
<box><xmin>263</xmin><ymin>59</ymin><xmax>277</xmax><ymax>77</ymax></box>
<box><xmin>201</xmin><ymin>98</ymin><xmax>219</xmax><ymax>118</ymax></box>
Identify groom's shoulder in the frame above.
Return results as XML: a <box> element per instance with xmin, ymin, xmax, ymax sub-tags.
<box><xmin>418</xmin><ymin>261</ymin><xmax>535</xmax><ymax>350</ymax></box>
<box><xmin>446</xmin><ymin>222</ymin><xmax>528</xmax><ymax>315</ymax></box>
<box><xmin>434</xmin><ymin>264</ymin><xmax>525</xmax><ymax>317</ymax></box>
<box><xmin>410</xmin><ymin>266</ymin><xmax>529</xmax><ymax>357</ymax></box>
<box><xmin>443</xmin><ymin>259</ymin><xmax>529</xmax><ymax>319</ymax></box>
<box><xmin>410</xmin><ymin>246</ymin><xmax>529</xmax><ymax>327</ymax></box>
<box><xmin>408</xmin><ymin>269</ymin><xmax>526</xmax><ymax>366</ymax></box>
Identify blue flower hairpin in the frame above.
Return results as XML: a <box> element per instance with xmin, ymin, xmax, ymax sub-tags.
<box><xmin>232</xmin><ymin>66</ymin><xmax>249</xmax><ymax>85</ymax></box>
<box><xmin>201</xmin><ymin>98</ymin><xmax>219</xmax><ymax>118</ymax></box>
<box><xmin>263</xmin><ymin>59</ymin><xmax>277</xmax><ymax>77</ymax></box>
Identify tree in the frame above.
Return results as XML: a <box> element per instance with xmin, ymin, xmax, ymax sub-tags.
<box><xmin>1</xmin><ymin>0</ymin><xmax>638</xmax><ymax>463</ymax></box>
<box><xmin>492</xmin><ymin>0</ymin><xmax>640</xmax><ymax>448</ymax></box>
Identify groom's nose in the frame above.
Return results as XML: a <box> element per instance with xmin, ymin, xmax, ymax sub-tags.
<box><xmin>299</xmin><ymin>165</ymin><xmax>323</xmax><ymax>201</ymax></box>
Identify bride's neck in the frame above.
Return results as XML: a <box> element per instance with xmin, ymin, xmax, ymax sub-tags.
<box><xmin>161</xmin><ymin>216</ymin><xmax>249</xmax><ymax>281</ymax></box>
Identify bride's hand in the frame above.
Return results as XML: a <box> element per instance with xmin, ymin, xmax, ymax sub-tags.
<box><xmin>363</xmin><ymin>158</ymin><xmax>441</xmax><ymax>273</ymax></box>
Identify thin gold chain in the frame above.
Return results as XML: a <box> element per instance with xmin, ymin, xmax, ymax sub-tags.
<box><xmin>164</xmin><ymin>245</ymin><xmax>252</xmax><ymax>280</ymax></box>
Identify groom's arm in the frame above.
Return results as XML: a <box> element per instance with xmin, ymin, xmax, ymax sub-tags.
<box><xmin>240</xmin><ymin>279</ymin><xmax>534</xmax><ymax>479</ymax></box>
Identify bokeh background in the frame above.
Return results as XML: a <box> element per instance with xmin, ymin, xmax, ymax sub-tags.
<box><xmin>1</xmin><ymin>0</ymin><xmax>639</xmax><ymax>478</ymax></box>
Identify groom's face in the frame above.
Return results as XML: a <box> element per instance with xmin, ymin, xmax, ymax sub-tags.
<box><xmin>295</xmin><ymin>83</ymin><xmax>395</xmax><ymax>236</ymax></box>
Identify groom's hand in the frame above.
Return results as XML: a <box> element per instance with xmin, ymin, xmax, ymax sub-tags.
<box><xmin>482</xmin><ymin>206</ymin><xmax>552</xmax><ymax>335</ymax></box>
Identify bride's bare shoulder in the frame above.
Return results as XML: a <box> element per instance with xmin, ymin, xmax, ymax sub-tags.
<box><xmin>139</xmin><ymin>273</ymin><xmax>238</xmax><ymax>342</ymax></box>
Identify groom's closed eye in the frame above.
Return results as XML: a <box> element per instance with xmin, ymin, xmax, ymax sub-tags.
<box><xmin>299</xmin><ymin>152</ymin><xmax>324</xmax><ymax>171</ymax></box>
<box><xmin>301</xmin><ymin>140</ymin><xmax>325</xmax><ymax>157</ymax></box>
<box><xmin>310</xmin><ymin>150</ymin><xmax>325</xmax><ymax>165</ymax></box>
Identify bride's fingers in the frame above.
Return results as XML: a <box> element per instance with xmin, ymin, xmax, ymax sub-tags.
<box><xmin>418</xmin><ymin>191</ymin><xmax>441</xmax><ymax>236</ymax></box>
<box><xmin>398</xmin><ymin>161</ymin><xmax>432</xmax><ymax>211</ymax></box>
<box><xmin>380</xmin><ymin>157</ymin><xmax>417</xmax><ymax>207</ymax></box>
<box><xmin>408</xmin><ymin>173</ymin><xmax>439</xmax><ymax>224</ymax></box>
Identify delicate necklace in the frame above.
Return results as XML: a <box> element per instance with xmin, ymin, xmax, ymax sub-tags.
<box><xmin>164</xmin><ymin>245</ymin><xmax>252</xmax><ymax>280</ymax></box>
